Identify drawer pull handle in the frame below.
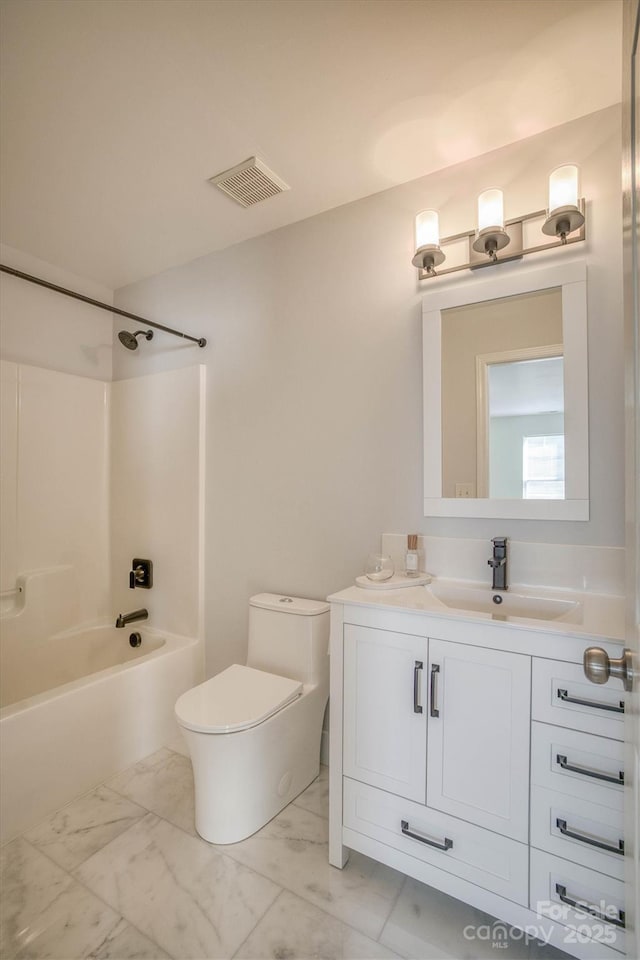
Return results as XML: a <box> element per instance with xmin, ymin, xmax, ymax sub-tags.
<box><xmin>413</xmin><ymin>661</ymin><xmax>423</xmax><ymax>714</ymax></box>
<box><xmin>556</xmin><ymin>754</ymin><xmax>624</xmax><ymax>785</ymax></box>
<box><xmin>555</xmin><ymin>884</ymin><xmax>626</xmax><ymax>929</ymax></box>
<box><xmin>401</xmin><ymin>820</ymin><xmax>452</xmax><ymax>851</ymax></box>
<box><xmin>430</xmin><ymin>663</ymin><xmax>440</xmax><ymax>717</ymax></box>
<box><xmin>556</xmin><ymin>818</ymin><xmax>625</xmax><ymax>855</ymax></box>
<box><xmin>557</xmin><ymin>688</ymin><xmax>624</xmax><ymax>714</ymax></box>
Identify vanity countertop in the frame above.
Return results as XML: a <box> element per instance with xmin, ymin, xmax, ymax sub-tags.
<box><xmin>328</xmin><ymin>579</ymin><xmax>625</xmax><ymax>644</ymax></box>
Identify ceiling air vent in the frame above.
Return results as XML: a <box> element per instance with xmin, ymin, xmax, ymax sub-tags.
<box><xmin>208</xmin><ymin>156</ymin><xmax>290</xmax><ymax>207</ymax></box>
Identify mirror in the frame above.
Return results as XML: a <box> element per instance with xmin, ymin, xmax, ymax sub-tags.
<box><xmin>423</xmin><ymin>261</ymin><xmax>588</xmax><ymax>520</ymax></box>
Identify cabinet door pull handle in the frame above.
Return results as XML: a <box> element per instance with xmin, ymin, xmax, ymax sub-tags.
<box><xmin>430</xmin><ymin>663</ymin><xmax>440</xmax><ymax>717</ymax></box>
<box><xmin>556</xmin><ymin>818</ymin><xmax>624</xmax><ymax>855</ymax></box>
<box><xmin>555</xmin><ymin>884</ymin><xmax>625</xmax><ymax>928</ymax></box>
<box><xmin>413</xmin><ymin>661</ymin><xmax>423</xmax><ymax>714</ymax></box>
<box><xmin>401</xmin><ymin>820</ymin><xmax>453</xmax><ymax>851</ymax></box>
<box><xmin>556</xmin><ymin>754</ymin><xmax>624</xmax><ymax>785</ymax></box>
<box><xmin>557</xmin><ymin>688</ymin><xmax>624</xmax><ymax>714</ymax></box>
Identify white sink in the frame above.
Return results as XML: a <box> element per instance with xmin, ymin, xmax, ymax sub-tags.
<box><xmin>427</xmin><ymin>580</ymin><xmax>582</xmax><ymax>622</ymax></box>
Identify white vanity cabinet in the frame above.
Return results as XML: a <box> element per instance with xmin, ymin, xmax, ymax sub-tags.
<box><xmin>340</xmin><ymin>623</ymin><xmax>531</xmax><ymax>904</ymax></box>
<box><xmin>329</xmin><ymin>593</ymin><xmax>627</xmax><ymax>960</ymax></box>
<box><xmin>426</xmin><ymin>639</ymin><xmax>530</xmax><ymax>842</ymax></box>
<box><xmin>343</xmin><ymin>625</ymin><xmax>427</xmax><ymax>802</ymax></box>
<box><xmin>529</xmin><ymin>657</ymin><xmax>627</xmax><ymax>955</ymax></box>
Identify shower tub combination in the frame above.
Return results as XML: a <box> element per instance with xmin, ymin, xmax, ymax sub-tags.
<box><xmin>0</xmin><ymin>346</ymin><xmax>206</xmax><ymax>839</ymax></box>
<box><xmin>0</xmin><ymin>356</ymin><xmax>205</xmax><ymax>841</ymax></box>
<box><xmin>0</xmin><ymin>618</ymin><xmax>201</xmax><ymax>842</ymax></box>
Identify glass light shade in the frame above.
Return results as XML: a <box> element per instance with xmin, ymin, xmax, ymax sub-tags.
<box><xmin>477</xmin><ymin>189</ymin><xmax>504</xmax><ymax>231</ymax></box>
<box><xmin>548</xmin><ymin>164</ymin><xmax>579</xmax><ymax>212</ymax></box>
<box><xmin>415</xmin><ymin>210</ymin><xmax>440</xmax><ymax>248</ymax></box>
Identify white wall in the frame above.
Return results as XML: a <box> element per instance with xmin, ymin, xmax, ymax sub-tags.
<box><xmin>112</xmin><ymin>106</ymin><xmax>623</xmax><ymax>676</ymax></box>
<box><xmin>0</xmin><ymin>244</ymin><xmax>114</xmax><ymax>380</ymax></box>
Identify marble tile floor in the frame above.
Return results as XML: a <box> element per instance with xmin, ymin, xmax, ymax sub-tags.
<box><xmin>1</xmin><ymin>747</ymin><xmax>570</xmax><ymax>960</ymax></box>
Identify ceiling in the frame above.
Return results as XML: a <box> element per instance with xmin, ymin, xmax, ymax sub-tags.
<box><xmin>0</xmin><ymin>0</ymin><xmax>621</xmax><ymax>290</ymax></box>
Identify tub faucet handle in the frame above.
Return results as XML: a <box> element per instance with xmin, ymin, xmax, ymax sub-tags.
<box><xmin>130</xmin><ymin>558</ymin><xmax>153</xmax><ymax>589</ymax></box>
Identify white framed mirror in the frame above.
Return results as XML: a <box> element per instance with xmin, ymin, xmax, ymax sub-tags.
<box><xmin>423</xmin><ymin>260</ymin><xmax>588</xmax><ymax>519</ymax></box>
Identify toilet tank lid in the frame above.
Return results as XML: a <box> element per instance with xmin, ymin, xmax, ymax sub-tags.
<box><xmin>249</xmin><ymin>593</ymin><xmax>329</xmax><ymax>616</ymax></box>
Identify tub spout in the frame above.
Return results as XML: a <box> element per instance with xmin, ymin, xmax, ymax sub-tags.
<box><xmin>115</xmin><ymin>609</ymin><xmax>148</xmax><ymax>628</ymax></box>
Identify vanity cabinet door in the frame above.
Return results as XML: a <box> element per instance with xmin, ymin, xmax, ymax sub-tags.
<box><xmin>426</xmin><ymin>639</ymin><xmax>531</xmax><ymax>841</ymax></box>
<box><xmin>343</xmin><ymin>624</ymin><xmax>427</xmax><ymax>803</ymax></box>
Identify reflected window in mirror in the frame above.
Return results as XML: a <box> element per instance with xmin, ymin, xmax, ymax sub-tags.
<box><xmin>522</xmin><ymin>433</ymin><xmax>565</xmax><ymax>499</ymax></box>
<box><xmin>484</xmin><ymin>351</ymin><xmax>565</xmax><ymax>499</ymax></box>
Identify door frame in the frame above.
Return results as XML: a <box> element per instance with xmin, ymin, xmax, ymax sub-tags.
<box><xmin>622</xmin><ymin>0</ymin><xmax>640</xmax><ymax>950</ymax></box>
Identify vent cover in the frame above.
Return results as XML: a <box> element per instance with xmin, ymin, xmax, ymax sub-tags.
<box><xmin>208</xmin><ymin>156</ymin><xmax>290</xmax><ymax>207</ymax></box>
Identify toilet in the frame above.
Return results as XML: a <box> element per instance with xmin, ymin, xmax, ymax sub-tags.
<box><xmin>175</xmin><ymin>593</ymin><xmax>329</xmax><ymax>844</ymax></box>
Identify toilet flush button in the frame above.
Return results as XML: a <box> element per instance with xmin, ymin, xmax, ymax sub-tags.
<box><xmin>279</xmin><ymin>597</ymin><xmax>293</xmax><ymax>603</ymax></box>
<box><xmin>278</xmin><ymin>772</ymin><xmax>292</xmax><ymax>796</ymax></box>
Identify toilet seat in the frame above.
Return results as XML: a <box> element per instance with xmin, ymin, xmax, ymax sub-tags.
<box><xmin>175</xmin><ymin>663</ymin><xmax>303</xmax><ymax>734</ymax></box>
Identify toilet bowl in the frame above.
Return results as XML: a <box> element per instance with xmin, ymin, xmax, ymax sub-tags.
<box><xmin>175</xmin><ymin>593</ymin><xmax>329</xmax><ymax>843</ymax></box>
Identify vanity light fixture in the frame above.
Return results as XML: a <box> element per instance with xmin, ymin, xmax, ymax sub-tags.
<box><xmin>472</xmin><ymin>189</ymin><xmax>511</xmax><ymax>261</ymax></box>
<box><xmin>412</xmin><ymin>166</ymin><xmax>586</xmax><ymax>280</ymax></box>
<box><xmin>412</xmin><ymin>210</ymin><xmax>446</xmax><ymax>275</ymax></box>
<box><xmin>542</xmin><ymin>164</ymin><xmax>585</xmax><ymax>243</ymax></box>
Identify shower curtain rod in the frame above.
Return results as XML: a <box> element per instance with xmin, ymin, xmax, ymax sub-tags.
<box><xmin>0</xmin><ymin>264</ymin><xmax>207</xmax><ymax>347</ymax></box>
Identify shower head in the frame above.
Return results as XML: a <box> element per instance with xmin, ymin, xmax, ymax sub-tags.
<box><xmin>118</xmin><ymin>329</ymin><xmax>154</xmax><ymax>350</ymax></box>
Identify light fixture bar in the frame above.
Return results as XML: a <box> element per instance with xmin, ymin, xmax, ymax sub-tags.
<box><xmin>417</xmin><ymin>199</ymin><xmax>586</xmax><ymax>281</ymax></box>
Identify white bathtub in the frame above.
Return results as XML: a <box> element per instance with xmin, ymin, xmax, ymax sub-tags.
<box><xmin>0</xmin><ymin>622</ymin><xmax>202</xmax><ymax>841</ymax></box>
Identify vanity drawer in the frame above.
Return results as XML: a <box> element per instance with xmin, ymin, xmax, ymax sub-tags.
<box><xmin>532</xmin><ymin>658</ymin><xmax>625</xmax><ymax>740</ymax></box>
<box><xmin>531</xmin><ymin>785</ymin><xmax>624</xmax><ymax>880</ymax></box>
<box><xmin>343</xmin><ymin>776</ymin><xmax>528</xmax><ymax>905</ymax></box>
<box><xmin>531</xmin><ymin>723</ymin><xmax>624</xmax><ymax>811</ymax></box>
<box><xmin>530</xmin><ymin>848</ymin><xmax>626</xmax><ymax>955</ymax></box>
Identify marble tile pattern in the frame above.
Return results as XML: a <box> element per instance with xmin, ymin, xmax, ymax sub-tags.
<box><xmin>235</xmin><ymin>890</ymin><xmax>400</xmax><ymax>959</ymax></box>
<box><xmin>104</xmin><ymin>747</ymin><xmax>196</xmax><ymax>835</ymax></box>
<box><xmin>0</xmin><ymin>749</ymin><xmax>571</xmax><ymax>960</ymax></box>
<box><xmin>0</xmin><ymin>838</ymin><xmax>122</xmax><ymax>960</ymax></box>
<box><xmin>380</xmin><ymin>878</ymin><xmax>569</xmax><ymax>960</ymax></box>
<box><xmin>221</xmin><ymin>802</ymin><xmax>405</xmax><ymax>941</ymax></box>
<box><xmin>25</xmin><ymin>785</ymin><xmax>147</xmax><ymax>871</ymax></box>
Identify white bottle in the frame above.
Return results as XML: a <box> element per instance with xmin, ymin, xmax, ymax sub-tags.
<box><xmin>405</xmin><ymin>534</ymin><xmax>419</xmax><ymax>577</ymax></box>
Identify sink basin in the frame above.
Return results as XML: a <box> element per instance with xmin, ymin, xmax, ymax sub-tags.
<box><xmin>427</xmin><ymin>581</ymin><xmax>582</xmax><ymax>622</ymax></box>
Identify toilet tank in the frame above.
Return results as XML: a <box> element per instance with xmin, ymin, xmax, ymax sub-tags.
<box><xmin>247</xmin><ymin>594</ymin><xmax>330</xmax><ymax>685</ymax></box>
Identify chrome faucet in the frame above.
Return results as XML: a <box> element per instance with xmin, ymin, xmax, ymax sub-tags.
<box><xmin>115</xmin><ymin>608</ymin><xmax>148</xmax><ymax>629</ymax></box>
<box><xmin>488</xmin><ymin>537</ymin><xmax>508</xmax><ymax>591</ymax></box>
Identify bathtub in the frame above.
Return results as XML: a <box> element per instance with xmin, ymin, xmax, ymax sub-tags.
<box><xmin>0</xmin><ymin>622</ymin><xmax>202</xmax><ymax>841</ymax></box>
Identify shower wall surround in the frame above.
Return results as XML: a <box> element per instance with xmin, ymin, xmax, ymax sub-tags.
<box><xmin>110</xmin><ymin>365</ymin><xmax>205</xmax><ymax>641</ymax></box>
<box><xmin>0</xmin><ymin>360</ymin><xmax>110</xmax><ymax>631</ymax></box>
<box><xmin>0</xmin><ymin>360</ymin><xmax>205</xmax><ymax>650</ymax></box>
